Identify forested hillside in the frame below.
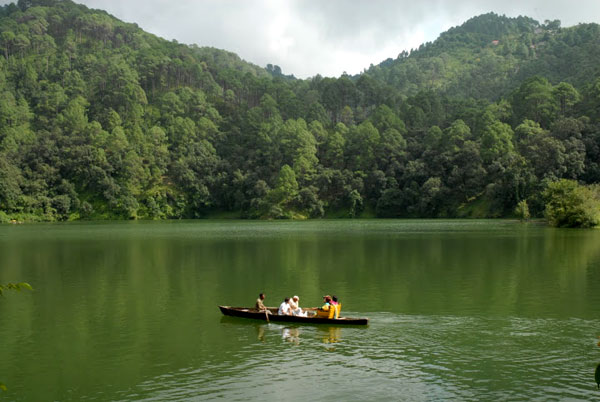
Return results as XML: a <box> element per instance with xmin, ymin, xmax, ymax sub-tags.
<box><xmin>366</xmin><ymin>14</ymin><xmax>600</xmax><ymax>99</ymax></box>
<box><xmin>1</xmin><ymin>1</ymin><xmax>600</xmax><ymax>221</ymax></box>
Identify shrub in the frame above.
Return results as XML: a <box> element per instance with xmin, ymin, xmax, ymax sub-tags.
<box><xmin>543</xmin><ymin>180</ymin><xmax>600</xmax><ymax>228</ymax></box>
<box><xmin>515</xmin><ymin>199</ymin><xmax>530</xmax><ymax>221</ymax></box>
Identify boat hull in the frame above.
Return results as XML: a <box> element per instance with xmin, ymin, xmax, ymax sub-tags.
<box><xmin>218</xmin><ymin>306</ymin><xmax>369</xmax><ymax>325</ymax></box>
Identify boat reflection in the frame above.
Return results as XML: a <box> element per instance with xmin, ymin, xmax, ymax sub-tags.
<box><xmin>281</xmin><ymin>327</ymin><xmax>301</xmax><ymax>345</ymax></box>
<box><xmin>318</xmin><ymin>326</ymin><xmax>342</xmax><ymax>345</ymax></box>
<box><xmin>257</xmin><ymin>325</ymin><xmax>265</xmax><ymax>342</ymax></box>
<box><xmin>221</xmin><ymin>316</ymin><xmax>344</xmax><ymax>345</ymax></box>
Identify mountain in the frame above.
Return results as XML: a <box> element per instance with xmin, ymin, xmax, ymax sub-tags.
<box><xmin>365</xmin><ymin>13</ymin><xmax>600</xmax><ymax>100</ymax></box>
<box><xmin>0</xmin><ymin>1</ymin><xmax>599</xmax><ymax>222</ymax></box>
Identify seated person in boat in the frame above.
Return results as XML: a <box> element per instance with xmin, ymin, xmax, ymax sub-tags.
<box><xmin>255</xmin><ymin>293</ymin><xmax>268</xmax><ymax>312</ymax></box>
<box><xmin>331</xmin><ymin>295</ymin><xmax>341</xmax><ymax>318</ymax></box>
<box><xmin>278</xmin><ymin>297</ymin><xmax>292</xmax><ymax>315</ymax></box>
<box><xmin>288</xmin><ymin>295</ymin><xmax>307</xmax><ymax>317</ymax></box>
<box><xmin>315</xmin><ymin>295</ymin><xmax>337</xmax><ymax>318</ymax></box>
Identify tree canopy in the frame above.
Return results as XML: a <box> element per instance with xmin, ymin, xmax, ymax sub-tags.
<box><xmin>0</xmin><ymin>2</ymin><xmax>599</xmax><ymax>223</ymax></box>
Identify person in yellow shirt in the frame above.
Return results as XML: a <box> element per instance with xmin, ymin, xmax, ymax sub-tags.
<box><xmin>316</xmin><ymin>295</ymin><xmax>333</xmax><ymax>318</ymax></box>
<box><xmin>330</xmin><ymin>295</ymin><xmax>341</xmax><ymax>318</ymax></box>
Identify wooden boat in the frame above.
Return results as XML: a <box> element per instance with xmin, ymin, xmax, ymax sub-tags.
<box><xmin>218</xmin><ymin>306</ymin><xmax>369</xmax><ymax>325</ymax></box>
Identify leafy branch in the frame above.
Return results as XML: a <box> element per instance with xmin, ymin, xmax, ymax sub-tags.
<box><xmin>0</xmin><ymin>282</ymin><xmax>33</xmax><ymax>297</ymax></box>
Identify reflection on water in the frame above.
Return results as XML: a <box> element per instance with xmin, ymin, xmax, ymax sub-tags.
<box><xmin>256</xmin><ymin>325</ymin><xmax>265</xmax><ymax>342</ymax></box>
<box><xmin>1</xmin><ymin>220</ymin><xmax>600</xmax><ymax>401</ymax></box>
<box><xmin>282</xmin><ymin>327</ymin><xmax>301</xmax><ymax>345</ymax></box>
<box><xmin>131</xmin><ymin>313</ymin><xmax>599</xmax><ymax>401</ymax></box>
<box><xmin>318</xmin><ymin>326</ymin><xmax>342</xmax><ymax>345</ymax></box>
<box><xmin>223</xmin><ymin>316</ymin><xmax>343</xmax><ymax>347</ymax></box>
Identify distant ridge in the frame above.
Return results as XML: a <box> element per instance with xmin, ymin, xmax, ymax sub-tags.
<box><xmin>365</xmin><ymin>12</ymin><xmax>600</xmax><ymax>99</ymax></box>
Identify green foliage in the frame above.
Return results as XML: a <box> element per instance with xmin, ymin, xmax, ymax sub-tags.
<box><xmin>376</xmin><ymin>188</ymin><xmax>403</xmax><ymax>218</ymax></box>
<box><xmin>515</xmin><ymin>200</ymin><xmax>530</xmax><ymax>221</ymax></box>
<box><xmin>511</xmin><ymin>77</ymin><xmax>557</xmax><ymax>128</ymax></box>
<box><xmin>0</xmin><ymin>2</ymin><xmax>599</xmax><ymax>222</ymax></box>
<box><xmin>0</xmin><ymin>282</ymin><xmax>33</xmax><ymax>296</ymax></box>
<box><xmin>480</xmin><ymin>119</ymin><xmax>515</xmax><ymax>163</ymax></box>
<box><xmin>543</xmin><ymin>180</ymin><xmax>600</xmax><ymax>227</ymax></box>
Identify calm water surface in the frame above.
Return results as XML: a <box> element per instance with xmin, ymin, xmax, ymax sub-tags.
<box><xmin>1</xmin><ymin>220</ymin><xmax>600</xmax><ymax>401</ymax></box>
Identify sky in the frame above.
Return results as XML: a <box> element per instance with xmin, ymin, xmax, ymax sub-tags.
<box><xmin>3</xmin><ymin>0</ymin><xmax>600</xmax><ymax>78</ymax></box>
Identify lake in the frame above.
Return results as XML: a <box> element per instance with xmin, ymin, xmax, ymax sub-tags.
<box><xmin>1</xmin><ymin>220</ymin><xmax>599</xmax><ymax>401</ymax></box>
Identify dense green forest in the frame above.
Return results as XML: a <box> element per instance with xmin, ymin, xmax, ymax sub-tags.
<box><xmin>1</xmin><ymin>0</ymin><xmax>600</xmax><ymax>222</ymax></box>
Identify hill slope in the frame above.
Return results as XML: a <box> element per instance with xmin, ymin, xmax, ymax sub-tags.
<box><xmin>366</xmin><ymin>13</ymin><xmax>600</xmax><ymax>100</ymax></box>
<box><xmin>0</xmin><ymin>2</ymin><xmax>599</xmax><ymax>221</ymax></box>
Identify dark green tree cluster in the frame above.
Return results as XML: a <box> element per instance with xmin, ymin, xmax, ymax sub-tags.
<box><xmin>0</xmin><ymin>2</ymin><xmax>599</xmax><ymax>221</ymax></box>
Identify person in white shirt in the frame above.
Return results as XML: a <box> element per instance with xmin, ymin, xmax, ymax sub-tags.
<box><xmin>278</xmin><ymin>297</ymin><xmax>292</xmax><ymax>315</ymax></box>
<box><xmin>288</xmin><ymin>295</ymin><xmax>307</xmax><ymax>317</ymax></box>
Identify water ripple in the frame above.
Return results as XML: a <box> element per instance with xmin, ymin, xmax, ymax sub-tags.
<box><xmin>106</xmin><ymin>313</ymin><xmax>600</xmax><ymax>401</ymax></box>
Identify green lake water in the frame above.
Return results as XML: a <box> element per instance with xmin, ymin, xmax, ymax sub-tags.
<box><xmin>1</xmin><ymin>220</ymin><xmax>600</xmax><ymax>401</ymax></box>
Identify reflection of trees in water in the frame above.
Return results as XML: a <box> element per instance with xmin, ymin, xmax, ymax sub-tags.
<box><xmin>208</xmin><ymin>225</ymin><xmax>600</xmax><ymax>318</ymax></box>
<box><xmin>4</xmin><ymin>222</ymin><xmax>600</xmax><ymax>398</ymax></box>
<box><xmin>320</xmin><ymin>227</ymin><xmax>600</xmax><ymax>317</ymax></box>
